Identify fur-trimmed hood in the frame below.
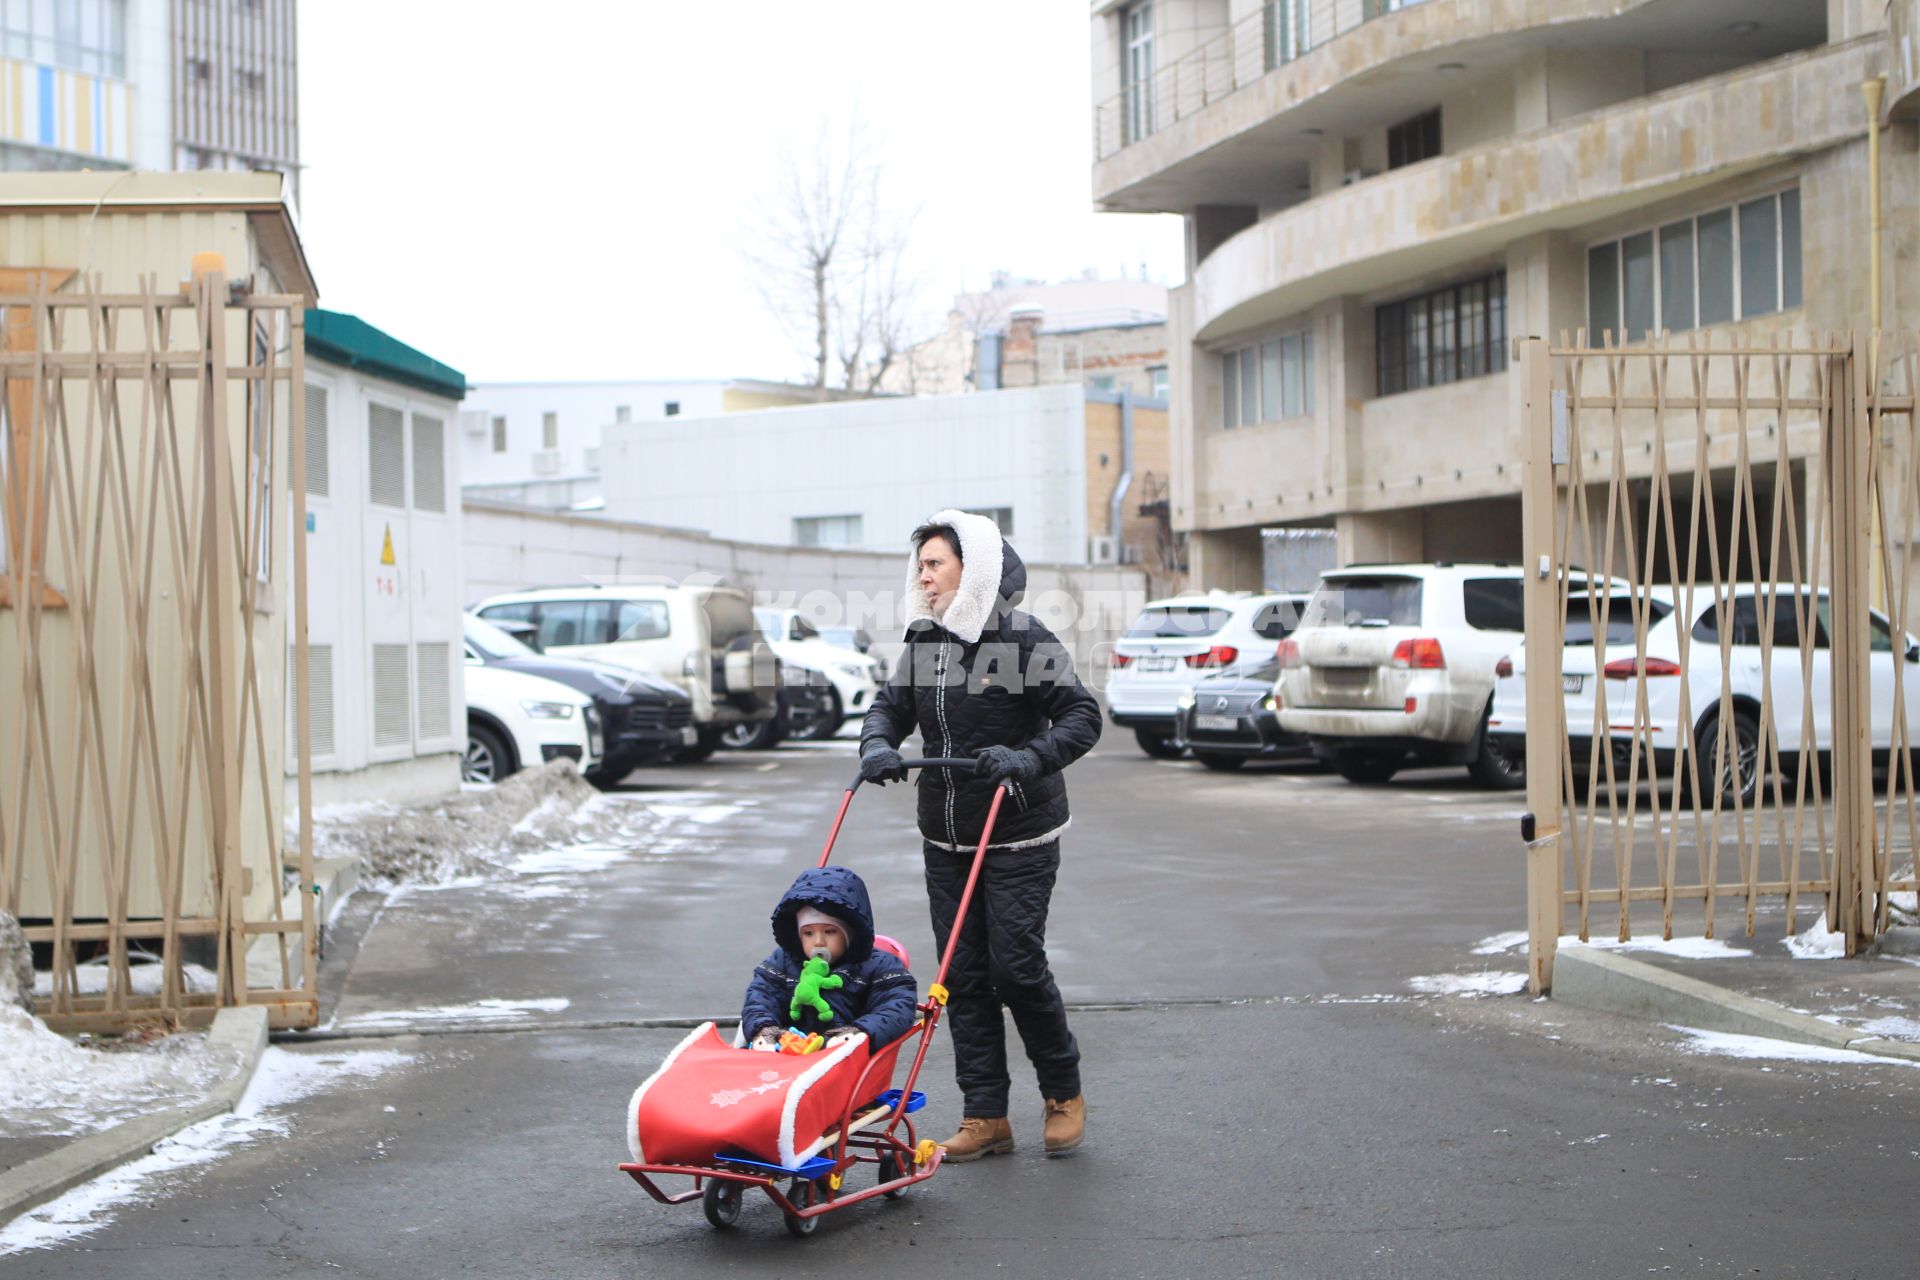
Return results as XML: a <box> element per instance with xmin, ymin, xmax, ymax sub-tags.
<box><xmin>902</xmin><ymin>509</ymin><xmax>1027</xmax><ymax>645</ymax></box>
<box><xmin>771</xmin><ymin>866</ymin><xmax>876</xmax><ymax>965</ymax></box>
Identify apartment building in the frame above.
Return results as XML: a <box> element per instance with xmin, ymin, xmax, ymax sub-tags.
<box><xmin>0</xmin><ymin>0</ymin><xmax>297</xmax><ymax>188</ymax></box>
<box><xmin>1089</xmin><ymin>0</ymin><xmax>1916</xmax><ymax>586</ymax></box>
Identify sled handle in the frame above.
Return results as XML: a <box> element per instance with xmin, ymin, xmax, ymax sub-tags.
<box><xmin>816</xmin><ymin>758</ymin><xmax>996</xmax><ymax>871</ymax></box>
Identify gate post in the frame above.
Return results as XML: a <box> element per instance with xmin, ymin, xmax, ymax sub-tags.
<box><xmin>1829</xmin><ymin>341</ymin><xmax>1874</xmax><ymax>953</ymax></box>
<box><xmin>1518</xmin><ymin>337</ymin><xmax>1564</xmax><ymax>993</ymax></box>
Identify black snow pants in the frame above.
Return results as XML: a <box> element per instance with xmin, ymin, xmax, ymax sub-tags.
<box><xmin>922</xmin><ymin>837</ymin><xmax>1081</xmax><ymax>1117</ymax></box>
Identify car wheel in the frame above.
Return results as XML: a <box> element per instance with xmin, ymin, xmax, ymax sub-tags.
<box><xmin>800</xmin><ymin>689</ymin><xmax>844</xmax><ymax>741</ymax></box>
<box><xmin>463</xmin><ymin>721</ymin><xmax>515</xmax><ymax>784</ymax></box>
<box><xmin>1133</xmin><ymin>728</ymin><xmax>1186</xmax><ymax>759</ymax></box>
<box><xmin>1467</xmin><ymin>708</ymin><xmax>1526</xmax><ymax>791</ymax></box>
<box><xmin>671</xmin><ymin>727</ymin><xmax>723</xmax><ymax>763</ymax></box>
<box><xmin>1691</xmin><ymin>708</ymin><xmax>1760</xmax><ymax>807</ymax></box>
<box><xmin>1195</xmin><ymin>752</ymin><xmax>1245</xmax><ymax>772</ymax></box>
<box><xmin>1333</xmin><ymin>748</ymin><xmax>1404</xmax><ymax>784</ymax></box>
<box><xmin>720</xmin><ymin>716</ymin><xmax>783</xmax><ymax>750</ymax></box>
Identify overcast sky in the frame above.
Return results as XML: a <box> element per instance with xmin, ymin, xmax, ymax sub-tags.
<box><xmin>296</xmin><ymin>1</ymin><xmax>1184</xmax><ymax>385</ymax></box>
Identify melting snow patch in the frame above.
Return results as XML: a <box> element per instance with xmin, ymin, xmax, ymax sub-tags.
<box><xmin>334</xmin><ymin>997</ymin><xmax>570</xmax><ymax>1032</ymax></box>
<box><xmin>0</xmin><ymin>1045</ymin><xmax>410</xmax><ymax>1257</ymax></box>
<box><xmin>1668</xmin><ymin>1026</ymin><xmax>1920</xmax><ymax>1067</ymax></box>
<box><xmin>1563</xmin><ymin>935</ymin><xmax>1753</xmax><ymax>960</ymax></box>
<box><xmin>1782</xmin><ymin>914</ymin><xmax>1847</xmax><ymax>960</ymax></box>
<box><xmin>1855</xmin><ymin>1016</ymin><xmax>1920</xmax><ymax>1042</ymax></box>
<box><xmin>1471</xmin><ymin>930</ymin><xmax>1530</xmax><ymax>956</ymax></box>
<box><xmin>649</xmin><ymin>802</ymin><xmax>744</xmax><ymax>825</ymax></box>
<box><xmin>0</xmin><ymin>1007</ymin><xmax>238</xmax><ymax>1138</ymax></box>
<box><xmin>1408</xmin><ymin>971</ymin><xmax>1529</xmax><ymax>996</ymax></box>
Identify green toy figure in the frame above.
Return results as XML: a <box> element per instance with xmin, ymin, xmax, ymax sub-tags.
<box><xmin>790</xmin><ymin>953</ymin><xmax>844</xmax><ymax>1023</ymax></box>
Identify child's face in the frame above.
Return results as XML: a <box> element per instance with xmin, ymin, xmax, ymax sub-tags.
<box><xmin>798</xmin><ymin>921</ymin><xmax>847</xmax><ymax>963</ymax></box>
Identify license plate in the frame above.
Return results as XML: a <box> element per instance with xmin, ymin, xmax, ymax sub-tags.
<box><xmin>1136</xmin><ymin>656</ymin><xmax>1176</xmax><ymax>672</ymax></box>
<box><xmin>681</xmin><ymin>727</ymin><xmax>698</xmax><ymax>745</ymax></box>
<box><xmin>1194</xmin><ymin>714</ymin><xmax>1239</xmax><ymax>732</ymax></box>
<box><xmin>1562</xmin><ymin>674</ymin><xmax>1584</xmax><ymax>694</ymax></box>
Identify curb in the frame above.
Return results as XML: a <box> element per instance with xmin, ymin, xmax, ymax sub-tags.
<box><xmin>0</xmin><ymin>1004</ymin><xmax>270</xmax><ymax>1228</ymax></box>
<box><xmin>1552</xmin><ymin>946</ymin><xmax>1920</xmax><ymax>1064</ymax></box>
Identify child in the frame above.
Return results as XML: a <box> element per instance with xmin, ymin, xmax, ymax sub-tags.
<box><xmin>742</xmin><ymin>866</ymin><xmax>918</xmax><ymax>1052</ymax></box>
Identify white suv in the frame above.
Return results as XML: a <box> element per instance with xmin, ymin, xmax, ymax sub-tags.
<box><xmin>463</xmin><ymin>663</ymin><xmax>601</xmax><ymax>784</ymax></box>
<box><xmin>471</xmin><ymin>585</ymin><xmax>778</xmax><ymax>761</ymax></box>
<box><xmin>1277</xmin><ymin>564</ymin><xmax>1532</xmax><ymax>788</ymax></box>
<box><xmin>1108</xmin><ymin>591</ymin><xmax>1308</xmax><ymax>758</ymax></box>
<box><xmin>754</xmin><ymin>607</ymin><xmax>880</xmax><ymax>739</ymax></box>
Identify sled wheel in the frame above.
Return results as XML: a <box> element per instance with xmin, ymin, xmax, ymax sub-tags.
<box><xmin>701</xmin><ymin>1178</ymin><xmax>742</xmax><ymax>1230</ymax></box>
<box><xmin>783</xmin><ymin>1177</ymin><xmax>821</xmax><ymax>1238</ymax></box>
<box><xmin>877</xmin><ymin>1150</ymin><xmax>909</xmax><ymax>1201</ymax></box>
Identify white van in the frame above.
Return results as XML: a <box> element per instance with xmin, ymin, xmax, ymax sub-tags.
<box><xmin>470</xmin><ymin>585</ymin><xmax>778</xmax><ymax>761</ymax></box>
<box><xmin>1107</xmin><ymin>591</ymin><xmax>1308</xmax><ymax>758</ymax></box>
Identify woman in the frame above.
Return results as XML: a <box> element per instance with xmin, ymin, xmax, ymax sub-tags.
<box><xmin>859</xmin><ymin>509</ymin><xmax>1102</xmax><ymax>1159</ymax></box>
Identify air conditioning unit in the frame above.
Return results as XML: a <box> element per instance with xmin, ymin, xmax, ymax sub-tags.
<box><xmin>1341</xmin><ymin>168</ymin><xmax>1379</xmax><ymax>186</ymax></box>
<box><xmin>531</xmin><ymin>449</ymin><xmax>561</xmax><ymax>476</ymax></box>
<box><xmin>460</xmin><ymin>409</ymin><xmax>489</xmax><ymax>437</ymax></box>
<box><xmin>583</xmin><ymin>446</ymin><xmax>601</xmax><ymax>474</ymax></box>
<box><xmin>1088</xmin><ymin>535</ymin><xmax>1119</xmax><ymax>565</ymax></box>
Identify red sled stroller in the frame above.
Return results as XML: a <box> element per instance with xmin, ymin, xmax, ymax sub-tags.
<box><xmin>619</xmin><ymin>758</ymin><xmax>1005</xmax><ymax>1237</ymax></box>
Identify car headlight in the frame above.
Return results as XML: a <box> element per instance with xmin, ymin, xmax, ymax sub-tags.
<box><xmin>1177</xmin><ymin>693</ymin><xmax>1196</xmax><ymax>711</ymax></box>
<box><xmin>520</xmin><ymin>700</ymin><xmax>575</xmax><ymax>719</ymax></box>
<box><xmin>835</xmin><ymin>662</ymin><xmax>868</xmax><ymax>679</ymax></box>
<box><xmin>1260</xmin><ymin>694</ymin><xmax>1277</xmax><ymax>712</ymax></box>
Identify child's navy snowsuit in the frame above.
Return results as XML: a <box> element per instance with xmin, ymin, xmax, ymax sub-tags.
<box><xmin>741</xmin><ymin>866</ymin><xmax>917</xmax><ymax>1048</ymax></box>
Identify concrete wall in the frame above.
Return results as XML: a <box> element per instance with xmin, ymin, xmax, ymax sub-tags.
<box><xmin>462</xmin><ymin>503</ymin><xmax>1152</xmax><ymax>686</ymax></box>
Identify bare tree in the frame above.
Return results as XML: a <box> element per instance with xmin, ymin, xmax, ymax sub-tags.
<box><xmin>743</xmin><ymin>122</ymin><xmax>920</xmax><ymax>395</ymax></box>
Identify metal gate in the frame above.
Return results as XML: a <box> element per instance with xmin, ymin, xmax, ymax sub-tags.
<box><xmin>0</xmin><ymin>270</ymin><xmax>316</xmax><ymax>1031</ymax></box>
<box><xmin>1517</xmin><ymin>332</ymin><xmax>1917</xmax><ymax>993</ymax></box>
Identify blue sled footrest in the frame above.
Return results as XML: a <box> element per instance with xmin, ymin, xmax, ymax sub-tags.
<box><xmin>713</xmin><ymin>1151</ymin><xmax>838</xmax><ymax>1179</ymax></box>
<box><xmin>869</xmin><ymin>1089</ymin><xmax>926</xmax><ymax>1114</ymax></box>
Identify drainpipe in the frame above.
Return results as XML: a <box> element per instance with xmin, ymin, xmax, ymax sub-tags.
<box><xmin>1864</xmin><ymin>74</ymin><xmax>1887</xmax><ymax>613</ymax></box>
<box><xmin>1109</xmin><ymin>388</ymin><xmax>1135</xmax><ymax>555</ymax></box>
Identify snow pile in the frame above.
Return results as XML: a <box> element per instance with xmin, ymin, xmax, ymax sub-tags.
<box><xmin>0</xmin><ymin>1044</ymin><xmax>412</xmax><ymax>1257</ymax></box>
<box><xmin>1781</xmin><ymin>913</ymin><xmax>1846</xmax><ymax>960</ymax></box>
<box><xmin>309</xmin><ymin>761</ymin><xmax>663</xmax><ymax>887</ymax></box>
<box><xmin>1561</xmin><ymin>934</ymin><xmax>1753</xmax><ymax>959</ymax></box>
<box><xmin>0</xmin><ymin>1006</ymin><xmax>241</xmax><ymax>1138</ymax></box>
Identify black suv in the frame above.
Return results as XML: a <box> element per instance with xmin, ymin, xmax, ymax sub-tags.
<box><xmin>463</xmin><ymin>614</ymin><xmax>694</xmax><ymax>786</ymax></box>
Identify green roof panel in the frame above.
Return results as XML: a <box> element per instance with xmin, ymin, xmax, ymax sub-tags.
<box><xmin>304</xmin><ymin>309</ymin><xmax>467</xmax><ymax>401</ymax></box>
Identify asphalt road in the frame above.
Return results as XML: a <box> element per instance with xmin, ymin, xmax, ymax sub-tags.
<box><xmin>8</xmin><ymin>733</ymin><xmax>1920</xmax><ymax>1278</ymax></box>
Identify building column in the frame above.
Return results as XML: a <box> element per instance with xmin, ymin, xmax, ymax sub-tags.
<box><xmin>1335</xmin><ymin>509</ymin><xmax>1424</xmax><ymax>566</ymax></box>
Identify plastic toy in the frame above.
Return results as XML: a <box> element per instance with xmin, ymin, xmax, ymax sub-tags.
<box><xmin>789</xmin><ymin>953</ymin><xmax>843</xmax><ymax>1023</ymax></box>
<box><xmin>778</xmin><ymin>1028</ymin><xmax>824</xmax><ymax>1055</ymax></box>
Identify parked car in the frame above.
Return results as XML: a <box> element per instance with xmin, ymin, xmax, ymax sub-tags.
<box><xmin>462</xmin><ymin>662</ymin><xmax>601</xmax><ymax>785</ymax></box>
<box><xmin>1109</xmin><ymin>591</ymin><xmax>1310</xmax><ymax>759</ymax></box>
<box><xmin>463</xmin><ymin>614</ymin><xmax>694</xmax><ymax>786</ymax></box>
<box><xmin>817</xmin><ymin>624</ymin><xmax>888</xmax><ymax>681</ymax></box>
<box><xmin>719</xmin><ymin>663</ymin><xmax>838</xmax><ymax>751</ymax></box>
<box><xmin>1277</xmin><ymin>564</ymin><xmax>1541</xmax><ymax>788</ymax></box>
<box><xmin>753</xmin><ymin>607</ymin><xmax>881</xmax><ymax>741</ymax></box>
<box><xmin>471</xmin><ymin>585</ymin><xmax>778</xmax><ymax>762</ymax></box>
<box><xmin>1489</xmin><ymin>585</ymin><xmax>1920</xmax><ymax>804</ymax></box>
<box><xmin>1173</xmin><ymin>660</ymin><xmax>1313</xmax><ymax>771</ymax></box>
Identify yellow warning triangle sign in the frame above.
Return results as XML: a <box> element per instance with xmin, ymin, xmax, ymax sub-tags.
<box><xmin>380</xmin><ymin>524</ymin><xmax>396</xmax><ymax>567</ymax></box>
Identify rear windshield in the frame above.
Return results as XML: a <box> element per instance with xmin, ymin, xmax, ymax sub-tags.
<box><xmin>1126</xmin><ymin>605</ymin><xmax>1231</xmax><ymax>639</ymax></box>
<box><xmin>1250</xmin><ymin>600</ymin><xmax>1303</xmax><ymax>641</ymax></box>
<box><xmin>1300</xmin><ymin>577</ymin><xmax>1423</xmax><ymax>629</ymax></box>
<box><xmin>703</xmin><ymin>591</ymin><xmax>757</xmax><ymax>647</ymax></box>
<box><xmin>1565</xmin><ymin>596</ymin><xmax>1673</xmax><ymax>645</ymax></box>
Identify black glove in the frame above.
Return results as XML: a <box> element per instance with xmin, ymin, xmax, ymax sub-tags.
<box><xmin>859</xmin><ymin>743</ymin><xmax>909</xmax><ymax>785</ymax></box>
<box><xmin>974</xmin><ymin>746</ymin><xmax>1041</xmax><ymax>787</ymax></box>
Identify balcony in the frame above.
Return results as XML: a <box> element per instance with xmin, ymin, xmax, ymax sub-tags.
<box><xmin>1188</xmin><ymin>37</ymin><xmax>1879</xmax><ymax>342</ymax></box>
<box><xmin>1092</xmin><ymin>0</ymin><xmax>1827</xmax><ymax>213</ymax></box>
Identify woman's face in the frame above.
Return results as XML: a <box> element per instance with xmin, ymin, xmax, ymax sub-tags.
<box><xmin>917</xmin><ymin>535</ymin><xmax>963</xmax><ymax>616</ymax></box>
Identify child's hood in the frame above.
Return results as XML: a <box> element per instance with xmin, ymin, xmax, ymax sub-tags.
<box><xmin>771</xmin><ymin>866</ymin><xmax>877</xmax><ymax>965</ymax></box>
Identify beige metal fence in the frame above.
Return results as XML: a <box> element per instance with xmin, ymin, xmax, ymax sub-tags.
<box><xmin>1517</xmin><ymin>332</ymin><xmax>1918</xmax><ymax>993</ymax></box>
<box><xmin>0</xmin><ymin>271</ymin><xmax>315</xmax><ymax>1032</ymax></box>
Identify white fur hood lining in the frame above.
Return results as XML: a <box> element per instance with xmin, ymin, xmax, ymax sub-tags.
<box><xmin>902</xmin><ymin>509</ymin><xmax>1006</xmax><ymax>645</ymax></box>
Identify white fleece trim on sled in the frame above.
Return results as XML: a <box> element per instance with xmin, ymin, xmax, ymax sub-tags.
<box><xmin>627</xmin><ymin>1021</ymin><xmax>714</xmax><ymax>1163</ymax></box>
<box><xmin>779</xmin><ymin>1031</ymin><xmax>868</xmax><ymax>1168</ymax></box>
<box><xmin>922</xmin><ymin>817</ymin><xmax>1070</xmax><ymax>853</ymax></box>
<box><xmin>903</xmin><ymin>508</ymin><xmax>1004</xmax><ymax>645</ymax></box>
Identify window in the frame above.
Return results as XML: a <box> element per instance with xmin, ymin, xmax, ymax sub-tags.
<box><xmin>541</xmin><ymin>412</ymin><xmax>558</xmax><ymax>450</ymax></box>
<box><xmin>615</xmin><ymin>405</ymin><xmax>631</xmax><ymax>423</ymax></box>
<box><xmin>1375</xmin><ymin>272</ymin><xmax>1505</xmax><ymax>396</ymax></box>
<box><xmin>794</xmin><ymin>514</ymin><xmax>864</xmax><ymax>547</ymax></box>
<box><xmin>186</xmin><ymin>57</ymin><xmax>210</xmax><ymax>82</ymax></box>
<box><xmin>5</xmin><ymin>0</ymin><xmax>126</xmax><ymax>77</ymax></box>
<box><xmin>664</xmin><ymin>401</ymin><xmax>681</xmax><ymax>417</ymax></box>
<box><xmin>234</xmin><ymin>68</ymin><xmax>265</xmax><ymax>94</ymax></box>
<box><xmin>1126</xmin><ymin>605</ymin><xmax>1231</xmax><ymax>638</ymax></box>
<box><xmin>477</xmin><ymin>601</ymin><xmax>535</xmax><ymax>626</ymax></box>
<box><xmin>1302</xmin><ymin>576</ymin><xmax>1423</xmax><ymax>628</ymax></box>
<box><xmin>491</xmin><ymin>416</ymin><xmax>507</xmax><ymax>453</ymax></box>
<box><xmin>535</xmin><ymin>600</ymin><xmax>590</xmax><ymax>650</ymax></box>
<box><xmin>1251</xmin><ymin>600</ymin><xmax>1302</xmax><ymax>640</ymax></box>
<box><xmin>1387</xmin><ymin>109</ymin><xmax>1440</xmax><ymax>170</ymax></box>
<box><xmin>1265</xmin><ymin>0</ymin><xmax>1313</xmax><ymax>69</ymax></box>
<box><xmin>1462</xmin><ymin>579</ymin><xmax>1526</xmax><ymax>633</ymax></box>
<box><xmin>964</xmin><ymin>507</ymin><xmax>1014</xmax><ymax>537</ymax></box>
<box><xmin>1563</xmin><ymin>596</ymin><xmax>1673</xmax><ymax>645</ymax></box>
<box><xmin>1223</xmin><ymin>327</ymin><xmax>1312</xmax><ymax>426</ymax></box>
<box><xmin>585</xmin><ymin>599</ymin><xmax>668</xmax><ymax>642</ymax></box>
<box><xmin>1122</xmin><ymin>2</ymin><xmax>1155</xmax><ymax>145</ymax></box>
<box><xmin>1586</xmin><ymin>189</ymin><xmax>1801</xmax><ymax>341</ymax></box>
<box><xmin>1148</xmin><ymin>365</ymin><xmax>1169</xmax><ymax>398</ymax></box>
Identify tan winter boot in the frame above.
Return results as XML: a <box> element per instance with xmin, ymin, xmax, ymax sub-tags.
<box><xmin>1042</xmin><ymin>1096</ymin><xmax>1085</xmax><ymax>1155</ymax></box>
<box><xmin>939</xmin><ymin>1116</ymin><xmax>1014</xmax><ymax>1163</ymax></box>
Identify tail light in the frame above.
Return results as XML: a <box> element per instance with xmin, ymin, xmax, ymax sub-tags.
<box><xmin>1111</xmin><ymin>652</ymin><xmax>1133</xmax><ymax>668</ymax></box>
<box><xmin>1390</xmin><ymin>637</ymin><xmax>1446</xmax><ymax>670</ymax></box>
<box><xmin>1184</xmin><ymin>645</ymin><xmax>1238</xmax><ymax>669</ymax></box>
<box><xmin>1494</xmin><ymin>656</ymin><xmax>1514</xmax><ymax>679</ymax></box>
<box><xmin>1603</xmin><ymin>656</ymin><xmax>1684</xmax><ymax>679</ymax></box>
<box><xmin>1276</xmin><ymin>639</ymin><xmax>1302</xmax><ymax>669</ymax></box>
